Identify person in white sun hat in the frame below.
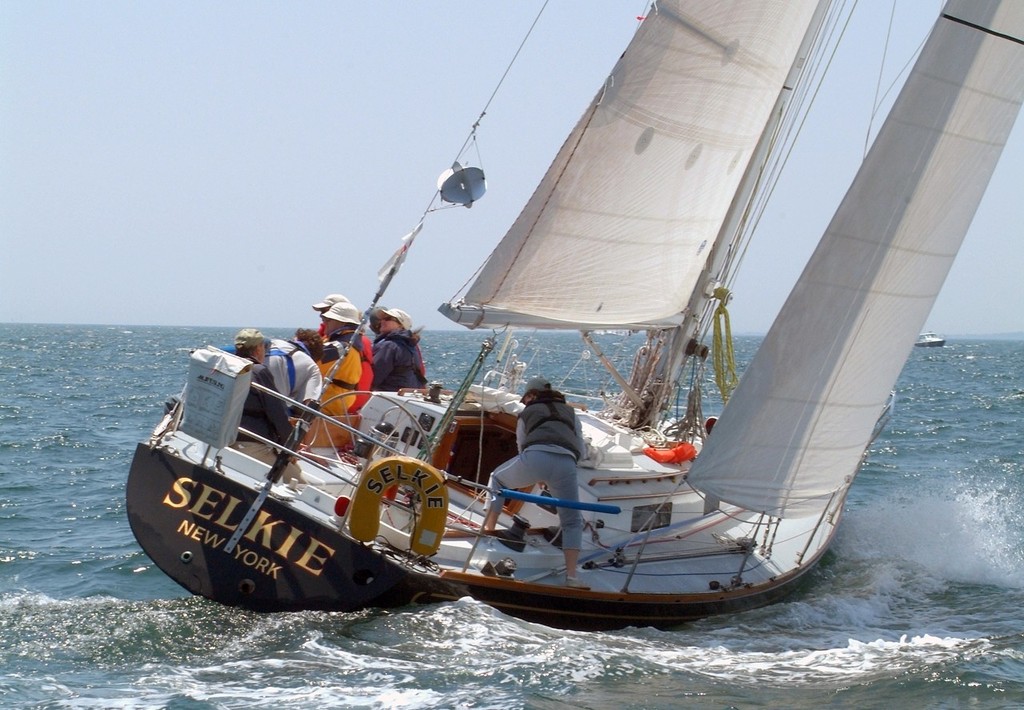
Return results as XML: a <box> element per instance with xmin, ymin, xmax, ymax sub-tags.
<box><xmin>317</xmin><ymin>300</ymin><xmax>374</xmax><ymax>416</ymax></box>
<box><xmin>311</xmin><ymin>294</ymin><xmax>351</xmax><ymax>337</ymax></box>
<box><xmin>371</xmin><ymin>307</ymin><xmax>427</xmax><ymax>391</ymax></box>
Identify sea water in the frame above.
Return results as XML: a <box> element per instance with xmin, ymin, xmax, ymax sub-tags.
<box><xmin>1</xmin><ymin>323</ymin><xmax>1022</xmax><ymax>708</ymax></box>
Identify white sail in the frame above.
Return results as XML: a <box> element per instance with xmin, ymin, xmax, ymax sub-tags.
<box><xmin>441</xmin><ymin>1</ymin><xmax>821</xmax><ymax>330</ymax></box>
<box><xmin>688</xmin><ymin>0</ymin><xmax>1024</xmax><ymax>518</ymax></box>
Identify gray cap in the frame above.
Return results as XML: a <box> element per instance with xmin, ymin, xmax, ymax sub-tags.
<box><xmin>234</xmin><ymin>328</ymin><xmax>265</xmax><ymax>348</ymax></box>
<box><xmin>524</xmin><ymin>376</ymin><xmax>551</xmax><ymax>393</ymax></box>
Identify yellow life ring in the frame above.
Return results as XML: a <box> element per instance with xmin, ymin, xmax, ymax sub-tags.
<box><xmin>348</xmin><ymin>456</ymin><xmax>449</xmax><ymax>556</ymax></box>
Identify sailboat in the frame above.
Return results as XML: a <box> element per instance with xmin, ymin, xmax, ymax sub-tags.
<box><xmin>126</xmin><ymin>0</ymin><xmax>1024</xmax><ymax>630</ymax></box>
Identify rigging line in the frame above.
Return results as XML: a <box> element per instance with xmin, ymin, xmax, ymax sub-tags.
<box><xmin>442</xmin><ymin>1</ymin><xmax>555</xmax><ymax>302</ymax></box>
<box><xmin>866</xmin><ymin>0</ymin><xmax>898</xmax><ymax>158</ymax></box>
<box><xmin>447</xmin><ymin>8</ymin><xmax>649</xmax><ymax>305</ymax></box>
<box><xmin>688</xmin><ymin>0</ymin><xmax>849</xmax><ymax>344</ymax></box>
<box><xmin>718</xmin><ymin>0</ymin><xmax>854</xmax><ymax>299</ymax></box>
<box><xmin>460</xmin><ymin>9</ymin><xmax>651</xmax><ymax>302</ymax></box>
<box><xmin>452</xmin><ymin>0</ymin><xmax>552</xmax><ymax>161</ymax></box>
<box><xmin>868</xmin><ymin>22</ymin><xmax>932</xmax><ymax>149</ymax></box>
<box><xmin>414</xmin><ymin>4</ymin><xmax>558</xmax><ymax>301</ymax></box>
<box><xmin>864</xmin><ymin>2</ymin><xmax>941</xmax><ymax>156</ymax></box>
<box><xmin>459</xmin><ymin>0</ymin><xmax>646</xmax><ymax>154</ymax></box>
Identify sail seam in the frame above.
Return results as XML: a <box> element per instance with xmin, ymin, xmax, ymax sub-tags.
<box><xmin>941</xmin><ymin>13</ymin><xmax>1024</xmax><ymax>46</ymax></box>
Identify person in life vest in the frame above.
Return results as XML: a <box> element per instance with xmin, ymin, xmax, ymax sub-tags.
<box><xmin>371</xmin><ymin>307</ymin><xmax>427</xmax><ymax>391</ymax></box>
<box><xmin>265</xmin><ymin>328</ymin><xmax>324</xmax><ymax>405</ymax></box>
<box><xmin>230</xmin><ymin>328</ymin><xmax>306</xmax><ymax>489</ymax></box>
<box><xmin>318</xmin><ymin>301</ymin><xmax>374</xmax><ymax>416</ymax></box>
<box><xmin>311</xmin><ymin>293</ymin><xmax>350</xmax><ymax>338</ymax></box>
<box><xmin>482</xmin><ymin>376</ymin><xmax>588</xmax><ymax>588</ymax></box>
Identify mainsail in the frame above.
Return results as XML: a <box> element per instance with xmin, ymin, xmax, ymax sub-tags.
<box><xmin>441</xmin><ymin>1</ymin><xmax>821</xmax><ymax>330</ymax></box>
<box><xmin>688</xmin><ymin>0</ymin><xmax>1024</xmax><ymax>517</ymax></box>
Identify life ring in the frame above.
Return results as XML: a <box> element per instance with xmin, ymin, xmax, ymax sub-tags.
<box><xmin>348</xmin><ymin>456</ymin><xmax>449</xmax><ymax>556</ymax></box>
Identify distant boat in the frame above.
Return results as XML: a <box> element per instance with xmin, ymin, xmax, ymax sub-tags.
<box><xmin>915</xmin><ymin>332</ymin><xmax>947</xmax><ymax>348</ymax></box>
<box><xmin>126</xmin><ymin>1</ymin><xmax>1023</xmax><ymax>630</ymax></box>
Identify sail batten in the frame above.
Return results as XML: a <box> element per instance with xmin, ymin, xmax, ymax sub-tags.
<box><xmin>442</xmin><ymin>1</ymin><xmax>823</xmax><ymax>330</ymax></box>
<box><xmin>688</xmin><ymin>0</ymin><xmax>1024</xmax><ymax>518</ymax></box>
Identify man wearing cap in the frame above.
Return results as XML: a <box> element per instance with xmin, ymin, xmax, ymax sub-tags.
<box><xmin>482</xmin><ymin>376</ymin><xmax>588</xmax><ymax>587</ymax></box>
<box><xmin>371</xmin><ymin>307</ymin><xmax>427</xmax><ymax>392</ymax></box>
<box><xmin>317</xmin><ymin>301</ymin><xmax>374</xmax><ymax>416</ymax></box>
<box><xmin>230</xmin><ymin>328</ymin><xmax>306</xmax><ymax>489</ymax></box>
<box><xmin>311</xmin><ymin>294</ymin><xmax>350</xmax><ymax>337</ymax></box>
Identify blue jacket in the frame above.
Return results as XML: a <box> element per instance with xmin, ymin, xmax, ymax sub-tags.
<box><xmin>371</xmin><ymin>330</ymin><xmax>426</xmax><ymax>391</ymax></box>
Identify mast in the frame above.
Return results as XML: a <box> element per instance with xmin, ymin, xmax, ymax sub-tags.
<box><xmin>621</xmin><ymin>0</ymin><xmax>836</xmax><ymax>430</ymax></box>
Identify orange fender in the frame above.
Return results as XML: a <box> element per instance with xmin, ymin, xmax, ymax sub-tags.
<box><xmin>643</xmin><ymin>442</ymin><xmax>697</xmax><ymax>464</ymax></box>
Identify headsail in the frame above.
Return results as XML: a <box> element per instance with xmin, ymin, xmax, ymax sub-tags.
<box><xmin>441</xmin><ymin>1</ymin><xmax>822</xmax><ymax>330</ymax></box>
<box><xmin>688</xmin><ymin>0</ymin><xmax>1024</xmax><ymax>517</ymax></box>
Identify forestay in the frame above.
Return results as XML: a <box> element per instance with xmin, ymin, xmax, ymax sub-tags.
<box><xmin>688</xmin><ymin>0</ymin><xmax>1024</xmax><ymax>518</ymax></box>
<box><xmin>441</xmin><ymin>1</ymin><xmax>821</xmax><ymax>330</ymax></box>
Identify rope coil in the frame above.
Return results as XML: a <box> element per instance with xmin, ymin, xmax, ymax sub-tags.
<box><xmin>711</xmin><ymin>287</ymin><xmax>739</xmax><ymax>405</ymax></box>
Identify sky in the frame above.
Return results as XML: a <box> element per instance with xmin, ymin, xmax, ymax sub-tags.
<box><xmin>2</xmin><ymin>1</ymin><xmax>1022</xmax><ymax>336</ymax></box>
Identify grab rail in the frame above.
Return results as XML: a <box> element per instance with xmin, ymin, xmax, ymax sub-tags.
<box><xmin>498</xmin><ymin>488</ymin><xmax>621</xmax><ymax>515</ymax></box>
